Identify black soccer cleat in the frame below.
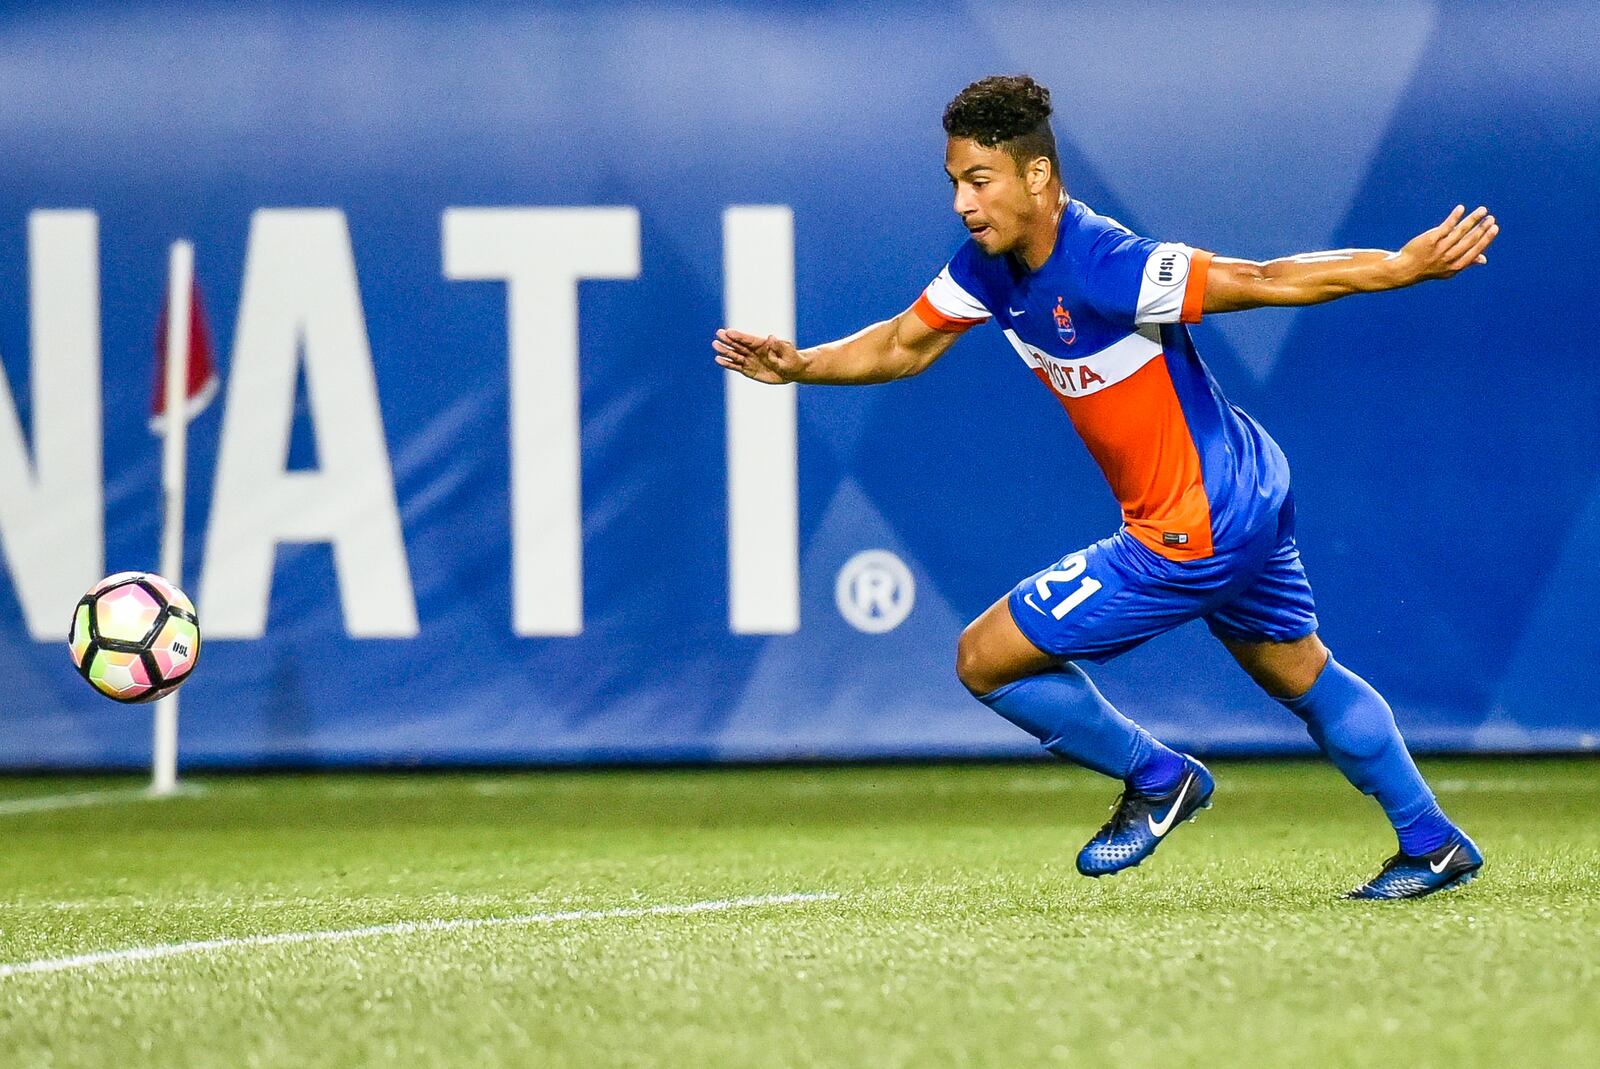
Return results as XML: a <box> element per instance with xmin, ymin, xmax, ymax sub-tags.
<box><xmin>1076</xmin><ymin>757</ymin><xmax>1214</xmax><ymax>877</ymax></box>
<box><xmin>1345</xmin><ymin>832</ymin><xmax>1484</xmax><ymax>900</ymax></box>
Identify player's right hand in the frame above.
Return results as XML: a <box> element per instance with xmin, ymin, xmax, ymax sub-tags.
<box><xmin>713</xmin><ymin>328</ymin><xmax>807</xmax><ymax>384</ymax></box>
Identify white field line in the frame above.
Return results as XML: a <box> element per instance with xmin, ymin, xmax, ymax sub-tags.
<box><xmin>0</xmin><ymin>892</ymin><xmax>840</xmax><ymax>979</ymax></box>
<box><xmin>1430</xmin><ymin>778</ymin><xmax>1594</xmax><ymax>794</ymax></box>
<box><xmin>709</xmin><ymin>775</ymin><xmax>1595</xmax><ymax>798</ymax></box>
<box><xmin>0</xmin><ymin>783</ymin><xmax>204</xmax><ymax>817</ymax></box>
<box><xmin>0</xmin><ymin>775</ymin><xmax>1580</xmax><ymax>819</ymax></box>
<box><xmin>2</xmin><ymin>892</ymin><xmax>558</xmax><ymax>913</ymax></box>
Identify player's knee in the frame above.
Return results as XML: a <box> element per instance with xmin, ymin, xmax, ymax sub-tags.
<box><xmin>955</xmin><ymin>624</ymin><xmax>1000</xmax><ymax>697</ymax></box>
<box><xmin>1241</xmin><ymin>634</ymin><xmax>1329</xmax><ymax>700</ymax></box>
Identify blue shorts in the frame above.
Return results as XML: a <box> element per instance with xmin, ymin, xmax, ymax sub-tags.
<box><xmin>1007</xmin><ymin>494</ymin><xmax>1319</xmax><ymax>662</ymax></box>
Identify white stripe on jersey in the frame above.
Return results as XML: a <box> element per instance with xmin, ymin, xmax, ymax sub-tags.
<box><xmin>1134</xmin><ymin>243</ymin><xmax>1201</xmax><ymax>324</ymax></box>
<box><xmin>924</xmin><ymin>266</ymin><xmax>991</xmax><ymax>322</ymax></box>
<box><xmin>1002</xmin><ymin>324</ymin><xmax>1164</xmax><ymax>399</ymax></box>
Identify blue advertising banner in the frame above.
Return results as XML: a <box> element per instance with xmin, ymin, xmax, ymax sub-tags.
<box><xmin>1</xmin><ymin>1</ymin><xmax>1596</xmax><ymax>767</ymax></box>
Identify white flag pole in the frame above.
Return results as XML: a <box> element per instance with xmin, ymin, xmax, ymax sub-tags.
<box><xmin>152</xmin><ymin>240</ymin><xmax>194</xmax><ymax>798</ymax></box>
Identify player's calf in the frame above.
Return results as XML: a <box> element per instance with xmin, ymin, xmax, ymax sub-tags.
<box><xmin>1270</xmin><ymin>651</ymin><xmax>1462</xmax><ymax>858</ymax></box>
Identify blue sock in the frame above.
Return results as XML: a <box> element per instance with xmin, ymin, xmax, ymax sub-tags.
<box><xmin>1279</xmin><ymin>655</ymin><xmax>1455</xmax><ymax>855</ymax></box>
<box><xmin>979</xmin><ymin>664</ymin><xmax>1186</xmax><ymax>793</ymax></box>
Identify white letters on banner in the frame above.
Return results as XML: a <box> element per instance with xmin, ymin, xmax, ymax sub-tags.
<box><xmin>201</xmin><ymin>210</ymin><xmax>418</xmax><ymax>639</ymax></box>
<box><xmin>723</xmin><ymin>207</ymin><xmax>800</xmax><ymax>635</ymax></box>
<box><xmin>4</xmin><ymin>205</ymin><xmax>803</xmax><ymax>642</ymax></box>
<box><xmin>0</xmin><ymin>212</ymin><xmax>103</xmax><ymax>639</ymax></box>
<box><xmin>443</xmin><ymin>207</ymin><xmax>641</xmax><ymax>637</ymax></box>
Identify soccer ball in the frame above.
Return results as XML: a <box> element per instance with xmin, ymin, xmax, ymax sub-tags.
<box><xmin>68</xmin><ymin>572</ymin><xmax>201</xmax><ymax>703</ymax></box>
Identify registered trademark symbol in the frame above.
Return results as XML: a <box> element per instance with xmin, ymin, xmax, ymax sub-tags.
<box><xmin>835</xmin><ymin>550</ymin><xmax>915</xmax><ymax>633</ymax></box>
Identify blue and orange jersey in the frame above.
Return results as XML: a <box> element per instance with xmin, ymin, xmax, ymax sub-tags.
<box><xmin>913</xmin><ymin>199</ymin><xmax>1289</xmax><ymax>561</ymax></box>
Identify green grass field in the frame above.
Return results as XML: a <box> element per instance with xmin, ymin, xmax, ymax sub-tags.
<box><xmin>3</xmin><ymin>760</ymin><xmax>1597</xmax><ymax>1068</ymax></box>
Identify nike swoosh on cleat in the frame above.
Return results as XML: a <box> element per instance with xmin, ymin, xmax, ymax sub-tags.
<box><xmin>1146</xmin><ymin>775</ymin><xmax>1193</xmax><ymax>837</ymax></box>
<box><xmin>1429</xmin><ymin>845</ymin><xmax>1461</xmax><ymax>874</ymax></box>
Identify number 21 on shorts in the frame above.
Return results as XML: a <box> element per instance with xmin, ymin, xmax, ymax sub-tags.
<box><xmin>1030</xmin><ymin>553</ymin><xmax>1102</xmax><ymax>620</ymax></box>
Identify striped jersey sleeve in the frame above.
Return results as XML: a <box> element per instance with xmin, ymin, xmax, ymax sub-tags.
<box><xmin>912</xmin><ymin>241</ymin><xmax>993</xmax><ymax>333</ymax></box>
<box><xmin>1080</xmin><ymin>221</ymin><xmax>1213</xmax><ymax>328</ymax></box>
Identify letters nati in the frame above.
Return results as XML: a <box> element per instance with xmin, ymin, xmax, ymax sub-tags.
<box><xmin>2</xmin><ymin>205</ymin><xmax>795</xmax><ymax>643</ymax></box>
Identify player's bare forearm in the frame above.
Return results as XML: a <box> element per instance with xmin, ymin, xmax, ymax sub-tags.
<box><xmin>1205</xmin><ymin>249</ymin><xmax>1402</xmax><ymax>312</ymax></box>
<box><xmin>713</xmin><ymin>306</ymin><xmax>959</xmax><ymax>386</ymax></box>
<box><xmin>796</xmin><ymin>313</ymin><xmax>957</xmax><ymax>384</ymax></box>
<box><xmin>1204</xmin><ymin>205</ymin><xmax>1499</xmax><ymax>315</ymax></box>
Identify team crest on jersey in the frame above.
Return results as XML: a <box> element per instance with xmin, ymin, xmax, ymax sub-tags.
<box><xmin>1053</xmin><ymin>297</ymin><xmax>1076</xmax><ymax>344</ymax></box>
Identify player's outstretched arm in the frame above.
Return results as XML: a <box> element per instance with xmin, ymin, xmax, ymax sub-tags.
<box><xmin>713</xmin><ymin>304</ymin><xmax>962</xmax><ymax>386</ymax></box>
<box><xmin>1202</xmin><ymin>205</ymin><xmax>1499</xmax><ymax>314</ymax></box>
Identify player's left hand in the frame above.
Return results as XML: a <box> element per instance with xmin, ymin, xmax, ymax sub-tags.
<box><xmin>1393</xmin><ymin>205</ymin><xmax>1499</xmax><ymax>284</ymax></box>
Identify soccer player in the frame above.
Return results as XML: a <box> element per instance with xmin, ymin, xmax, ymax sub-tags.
<box><xmin>713</xmin><ymin>76</ymin><xmax>1498</xmax><ymax>899</ymax></box>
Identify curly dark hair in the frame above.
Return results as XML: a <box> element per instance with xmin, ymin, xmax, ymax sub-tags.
<box><xmin>942</xmin><ymin>75</ymin><xmax>1059</xmax><ymax>174</ymax></box>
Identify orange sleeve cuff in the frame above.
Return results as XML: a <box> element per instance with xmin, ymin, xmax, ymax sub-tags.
<box><xmin>913</xmin><ymin>293</ymin><xmax>985</xmax><ymax>333</ymax></box>
<box><xmin>1180</xmin><ymin>250</ymin><xmax>1214</xmax><ymax>324</ymax></box>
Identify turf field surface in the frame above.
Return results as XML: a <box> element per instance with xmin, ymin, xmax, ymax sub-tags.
<box><xmin>2</xmin><ymin>760</ymin><xmax>1596</xmax><ymax>1068</ymax></box>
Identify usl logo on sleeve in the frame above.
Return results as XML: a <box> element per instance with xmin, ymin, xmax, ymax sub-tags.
<box><xmin>1054</xmin><ymin>297</ymin><xmax>1076</xmax><ymax>344</ymax></box>
<box><xmin>1146</xmin><ymin>250</ymin><xmax>1189</xmax><ymax>287</ymax></box>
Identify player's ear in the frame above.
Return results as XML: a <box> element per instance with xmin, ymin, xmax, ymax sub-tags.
<box><xmin>1025</xmin><ymin>155</ymin><xmax>1052</xmax><ymax>196</ymax></box>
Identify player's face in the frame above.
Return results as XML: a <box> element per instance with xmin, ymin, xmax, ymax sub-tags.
<box><xmin>944</xmin><ymin>137</ymin><xmax>1042</xmax><ymax>255</ymax></box>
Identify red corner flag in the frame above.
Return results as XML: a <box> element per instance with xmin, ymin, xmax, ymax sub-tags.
<box><xmin>150</xmin><ymin>276</ymin><xmax>219</xmax><ymax>433</ymax></box>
